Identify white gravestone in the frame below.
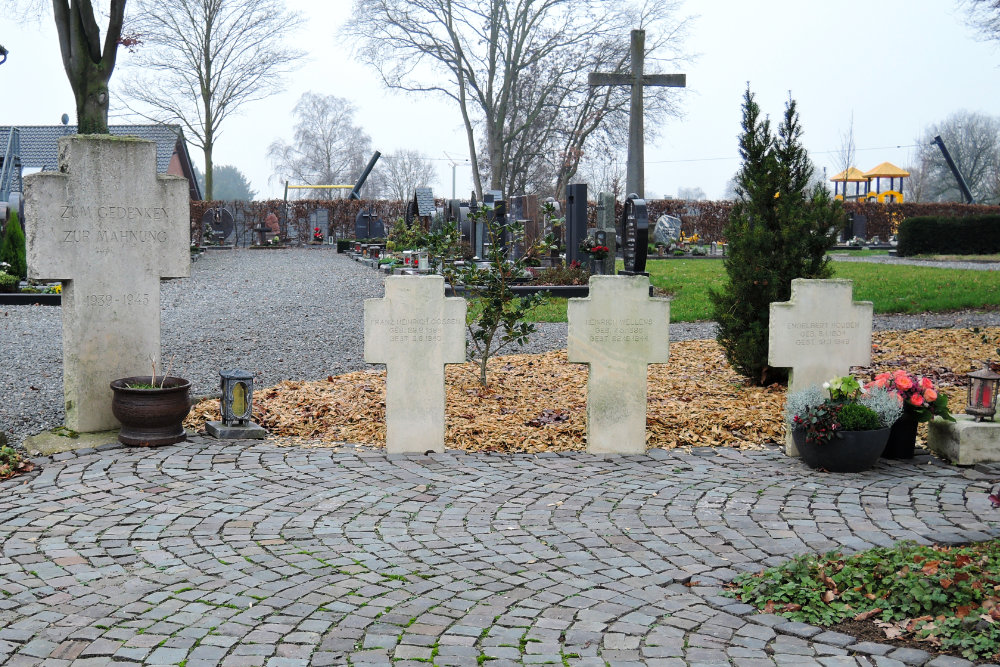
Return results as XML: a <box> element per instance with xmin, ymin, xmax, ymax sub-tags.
<box><xmin>24</xmin><ymin>136</ymin><xmax>190</xmax><ymax>432</ymax></box>
<box><xmin>769</xmin><ymin>279</ymin><xmax>873</xmax><ymax>456</ymax></box>
<box><xmin>568</xmin><ymin>275</ymin><xmax>670</xmax><ymax>454</ymax></box>
<box><xmin>364</xmin><ymin>275</ymin><xmax>466</xmax><ymax>453</ymax></box>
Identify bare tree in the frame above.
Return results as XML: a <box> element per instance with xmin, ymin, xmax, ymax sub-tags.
<box><xmin>268</xmin><ymin>92</ymin><xmax>375</xmax><ymax>199</ymax></box>
<box><xmin>911</xmin><ymin>110</ymin><xmax>1000</xmax><ymax>203</ymax></box>
<box><xmin>48</xmin><ymin>0</ymin><xmax>127</xmax><ymax>133</ymax></box>
<box><xmin>376</xmin><ymin>150</ymin><xmax>438</xmax><ymax>202</ymax></box>
<box><xmin>120</xmin><ymin>0</ymin><xmax>303</xmax><ymax>199</ymax></box>
<box><xmin>344</xmin><ymin>0</ymin><xmax>688</xmax><ymax>198</ymax></box>
<box><xmin>833</xmin><ymin>112</ymin><xmax>857</xmax><ymax>198</ymax></box>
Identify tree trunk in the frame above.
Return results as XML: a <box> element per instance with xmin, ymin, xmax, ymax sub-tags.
<box><xmin>204</xmin><ymin>141</ymin><xmax>214</xmax><ymax>202</ymax></box>
<box><xmin>53</xmin><ymin>0</ymin><xmax>125</xmax><ymax>136</ymax></box>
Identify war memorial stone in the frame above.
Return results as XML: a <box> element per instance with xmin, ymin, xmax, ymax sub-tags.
<box><xmin>568</xmin><ymin>275</ymin><xmax>670</xmax><ymax>454</ymax></box>
<box><xmin>769</xmin><ymin>279</ymin><xmax>873</xmax><ymax>456</ymax></box>
<box><xmin>364</xmin><ymin>275</ymin><xmax>466</xmax><ymax>453</ymax></box>
<box><xmin>24</xmin><ymin>136</ymin><xmax>190</xmax><ymax>433</ymax></box>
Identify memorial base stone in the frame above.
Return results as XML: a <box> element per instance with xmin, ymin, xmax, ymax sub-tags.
<box><xmin>927</xmin><ymin>414</ymin><xmax>1000</xmax><ymax>465</ymax></box>
<box><xmin>206</xmin><ymin>421</ymin><xmax>267</xmax><ymax>440</ymax></box>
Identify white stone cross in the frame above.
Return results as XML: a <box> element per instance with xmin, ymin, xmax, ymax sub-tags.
<box><xmin>24</xmin><ymin>136</ymin><xmax>190</xmax><ymax>433</ymax></box>
<box><xmin>568</xmin><ymin>275</ymin><xmax>670</xmax><ymax>454</ymax></box>
<box><xmin>769</xmin><ymin>279</ymin><xmax>873</xmax><ymax>456</ymax></box>
<box><xmin>364</xmin><ymin>275</ymin><xmax>466</xmax><ymax>453</ymax></box>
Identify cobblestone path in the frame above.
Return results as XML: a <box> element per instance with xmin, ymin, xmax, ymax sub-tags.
<box><xmin>1</xmin><ymin>438</ymin><xmax>999</xmax><ymax>666</ymax></box>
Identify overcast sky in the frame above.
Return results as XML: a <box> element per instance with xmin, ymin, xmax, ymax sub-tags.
<box><xmin>3</xmin><ymin>0</ymin><xmax>999</xmax><ymax>201</ymax></box>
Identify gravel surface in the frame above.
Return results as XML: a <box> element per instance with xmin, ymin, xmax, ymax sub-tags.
<box><xmin>3</xmin><ymin>248</ymin><xmax>1000</xmax><ymax>451</ymax></box>
<box><xmin>830</xmin><ymin>252</ymin><xmax>1000</xmax><ymax>271</ymax></box>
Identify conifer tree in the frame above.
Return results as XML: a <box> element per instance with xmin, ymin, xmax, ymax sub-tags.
<box><xmin>710</xmin><ymin>88</ymin><xmax>842</xmax><ymax>386</ymax></box>
<box><xmin>0</xmin><ymin>211</ymin><xmax>27</xmax><ymax>281</ymax></box>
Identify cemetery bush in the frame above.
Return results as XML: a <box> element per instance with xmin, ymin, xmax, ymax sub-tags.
<box><xmin>710</xmin><ymin>88</ymin><xmax>842</xmax><ymax>386</ymax></box>
<box><xmin>0</xmin><ymin>271</ymin><xmax>17</xmax><ymax>293</ymax></box>
<box><xmin>0</xmin><ymin>211</ymin><xmax>27</xmax><ymax>281</ymax></box>
<box><xmin>897</xmin><ymin>214</ymin><xmax>1000</xmax><ymax>257</ymax></box>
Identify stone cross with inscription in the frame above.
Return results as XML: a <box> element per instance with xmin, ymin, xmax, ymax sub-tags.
<box><xmin>769</xmin><ymin>279</ymin><xmax>873</xmax><ymax>456</ymax></box>
<box><xmin>568</xmin><ymin>275</ymin><xmax>670</xmax><ymax>454</ymax></box>
<box><xmin>364</xmin><ymin>275</ymin><xmax>466</xmax><ymax>453</ymax></box>
<box><xmin>25</xmin><ymin>136</ymin><xmax>190</xmax><ymax>433</ymax></box>
<box><xmin>589</xmin><ymin>29</ymin><xmax>686</xmax><ymax>198</ymax></box>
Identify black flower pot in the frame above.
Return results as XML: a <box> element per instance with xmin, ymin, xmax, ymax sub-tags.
<box><xmin>792</xmin><ymin>427</ymin><xmax>890</xmax><ymax>473</ymax></box>
<box><xmin>883</xmin><ymin>411</ymin><xmax>918</xmax><ymax>459</ymax></box>
<box><xmin>110</xmin><ymin>376</ymin><xmax>192</xmax><ymax>447</ymax></box>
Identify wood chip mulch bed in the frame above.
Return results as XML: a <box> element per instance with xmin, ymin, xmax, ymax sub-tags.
<box><xmin>185</xmin><ymin>327</ymin><xmax>1000</xmax><ymax>453</ymax></box>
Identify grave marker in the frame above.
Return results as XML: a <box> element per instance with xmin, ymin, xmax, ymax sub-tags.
<box><xmin>595</xmin><ymin>191</ymin><xmax>617</xmax><ymax>275</ymax></box>
<box><xmin>769</xmin><ymin>279</ymin><xmax>873</xmax><ymax>456</ymax></box>
<box><xmin>24</xmin><ymin>136</ymin><xmax>190</xmax><ymax>432</ymax></box>
<box><xmin>568</xmin><ymin>275</ymin><xmax>669</xmax><ymax>454</ymax></box>
<box><xmin>364</xmin><ymin>275</ymin><xmax>466</xmax><ymax>453</ymax></box>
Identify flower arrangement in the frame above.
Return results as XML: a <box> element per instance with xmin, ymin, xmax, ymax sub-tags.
<box><xmin>866</xmin><ymin>370</ymin><xmax>955</xmax><ymax>423</ymax></box>
<box><xmin>787</xmin><ymin>375</ymin><xmax>903</xmax><ymax>446</ymax></box>
<box><xmin>589</xmin><ymin>245</ymin><xmax>610</xmax><ymax>260</ymax></box>
<box><xmin>268</xmin><ymin>235</ymin><xmax>282</xmax><ymax>246</ymax></box>
<box><xmin>313</xmin><ymin>227</ymin><xmax>324</xmax><ymax>242</ymax></box>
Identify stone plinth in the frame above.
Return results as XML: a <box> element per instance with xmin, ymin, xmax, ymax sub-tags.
<box><xmin>769</xmin><ymin>279</ymin><xmax>873</xmax><ymax>456</ymax></box>
<box><xmin>568</xmin><ymin>275</ymin><xmax>669</xmax><ymax>454</ymax></box>
<box><xmin>927</xmin><ymin>414</ymin><xmax>1000</xmax><ymax>465</ymax></box>
<box><xmin>24</xmin><ymin>136</ymin><xmax>190</xmax><ymax>433</ymax></box>
<box><xmin>206</xmin><ymin>421</ymin><xmax>267</xmax><ymax>440</ymax></box>
<box><xmin>364</xmin><ymin>275</ymin><xmax>466</xmax><ymax>453</ymax></box>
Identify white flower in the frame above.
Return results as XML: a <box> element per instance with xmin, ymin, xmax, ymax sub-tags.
<box><xmin>822</xmin><ymin>382</ymin><xmax>830</xmax><ymax>390</ymax></box>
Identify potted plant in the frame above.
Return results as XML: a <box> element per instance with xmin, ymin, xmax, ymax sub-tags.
<box><xmin>787</xmin><ymin>375</ymin><xmax>902</xmax><ymax>472</ymax></box>
<box><xmin>866</xmin><ymin>370</ymin><xmax>955</xmax><ymax>458</ymax></box>
<box><xmin>110</xmin><ymin>360</ymin><xmax>191</xmax><ymax>446</ymax></box>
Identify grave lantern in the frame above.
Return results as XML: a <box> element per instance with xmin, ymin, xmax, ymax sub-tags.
<box><xmin>220</xmin><ymin>369</ymin><xmax>254</xmax><ymax>426</ymax></box>
<box><xmin>966</xmin><ymin>362</ymin><xmax>1000</xmax><ymax>422</ymax></box>
<box><xmin>418</xmin><ymin>251</ymin><xmax>429</xmax><ymax>270</ymax></box>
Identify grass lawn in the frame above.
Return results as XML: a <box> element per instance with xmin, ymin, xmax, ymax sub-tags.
<box><xmin>524</xmin><ymin>258</ymin><xmax>1000</xmax><ymax>323</ymax></box>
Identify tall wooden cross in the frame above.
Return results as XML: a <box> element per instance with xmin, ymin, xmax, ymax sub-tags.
<box><xmin>589</xmin><ymin>29</ymin><xmax>686</xmax><ymax>198</ymax></box>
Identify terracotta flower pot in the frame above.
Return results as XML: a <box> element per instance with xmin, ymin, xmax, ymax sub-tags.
<box><xmin>792</xmin><ymin>427</ymin><xmax>890</xmax><ymax>473</ymax></box>
<box><xmin>110</xmin><ymin>376</ymin><xmax>191</xmax><ymax>447</ymax></box>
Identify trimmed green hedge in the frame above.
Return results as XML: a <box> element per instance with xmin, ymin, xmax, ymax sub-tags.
<box><xmin>897</xmin><ymin>214</ymin><xmax>1000</xmax><ymax>256</ymax></box>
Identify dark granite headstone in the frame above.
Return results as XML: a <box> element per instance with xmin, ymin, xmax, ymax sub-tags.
<box><xmin>620</xmin><ymin>193</ymin><xmax>648</xmax><ymax>275</ymax></box>
<box><xmin>565</xmin><ymin>183</ymin><xmax>588</xmax><ymax>266</ymax></box>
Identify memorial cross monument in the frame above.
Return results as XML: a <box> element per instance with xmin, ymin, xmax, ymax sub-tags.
<box><xmin>568</xmin><ymin>275</ymin><xmax>670</xmax><ymax>454</ymax></box>
<box><xmin>365</xmin><ymin>275</ymin><xmax>466</xmax><ymax>453</ymax></box>
<box><xmin>589</xmin><ymin>29</ymin><xmax>686</xmax><ymax>198</ymax></box>
<box><xmin>768</xmin><ymin>279</ymin><xmax>873</xmax><ymax>456</ymax></box>
<box><xmin>24</xmin><ymin>136</ymin><xmax>190</xmax><ymax>433</ymax></box>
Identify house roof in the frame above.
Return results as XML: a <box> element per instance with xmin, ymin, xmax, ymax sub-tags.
<box><xmin>863</xmin><ymin>161</ymin><xmax>910</xmax><ymax>178</ymax></box>
<box><xmin>0</xmin><ymin>124</ymin><xmax>201</xmax><ymax>199</ymax></box>
<box><xmin>829</xmin><ymin>166</ymin><xmax>868</xmax><ymax>182</ymax></box>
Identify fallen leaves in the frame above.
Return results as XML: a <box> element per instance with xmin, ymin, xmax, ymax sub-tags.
<box><xmin>184</xmin><ymin>327</ymin><xmax>1000</xmax><ymax>454</ymax></box>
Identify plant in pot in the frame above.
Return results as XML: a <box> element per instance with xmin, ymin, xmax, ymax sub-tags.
<box><xmin>110</xmin><ymin>359</ymin><xmax>191</xmax><ymax>447</ymax></box>
<box><xmin>866</xmin><ymin>370</ymin><xmax>955</xmax><ymax>459</ymax></box>
<box><xmin>787</xmin><ymin>375</ymin><xmax>902</xmax><ymax>472</ymax></box>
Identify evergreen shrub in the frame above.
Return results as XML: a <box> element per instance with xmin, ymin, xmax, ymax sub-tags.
<box><xmin>0</xmin><ymin>211</ymin><xmax>27</xmax><ymax>280</ymax></box>
<box><xmin>897</xmin><ymin>214</ymin><xmax>1000</xmax><ymax>256</ymax></box>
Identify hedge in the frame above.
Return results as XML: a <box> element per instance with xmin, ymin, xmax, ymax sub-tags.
<box><xmin>897</xmin><ymin>214</ymin><xmax>1000</xmax><ymax>256</ymax></box>
<box><xmin>188</xmin><ymin>198</ymin><xmax>1000</xmax><ymax>246</ymax></box>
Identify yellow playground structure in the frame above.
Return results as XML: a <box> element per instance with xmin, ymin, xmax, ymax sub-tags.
<box><xmin>830</xmin><ymin>161</ymin><xmax>909</xmax><ymax>203</ymax></box>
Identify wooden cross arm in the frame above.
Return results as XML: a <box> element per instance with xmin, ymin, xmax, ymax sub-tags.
<box><xmin>588</xmin><ymin>73</ymin><xmax>686</xmax><ymax>88</ymax></box>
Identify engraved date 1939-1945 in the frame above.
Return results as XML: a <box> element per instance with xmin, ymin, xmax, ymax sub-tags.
<box><xmin>85</xmin><ymin>293</ymin><xmax>150</xmax><ymax>307</ymax></box>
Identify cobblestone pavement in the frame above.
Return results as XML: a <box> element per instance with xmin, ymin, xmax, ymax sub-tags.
<box><xmin>2</xmin><ymin>437</ymin><xmax>999</xmax><ymax>666</ymax></box>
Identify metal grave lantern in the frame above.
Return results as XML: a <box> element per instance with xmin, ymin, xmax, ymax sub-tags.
<box><xmin>966</xmin><ymin>362</ymin><xmax>1000</xmax><ymax>422</ymax></box>
<box><xmin>220</xmin><ymin>369</ymin><xmax>253</xmax><ymax>426</ymax></box>
<box><xmin>206</xmin><ymin>370</ymin><xmax>266</xmax><ymax>439</ymax></box>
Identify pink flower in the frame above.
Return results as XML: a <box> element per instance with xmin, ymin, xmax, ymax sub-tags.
<box><xmin>894</xmin><ymin>371</ymin><xmax>914</xmax><ymax>391</ymax></box>
<box><xmin>910</xmin><ymin>394</ymin><xmax>924</xmax><ymax>407</ymax></box>
<box><xmin>920</xmin><ymin>377</ymin><xmax>934</xmax><ymax>390</ymax></box>
<box><xmin>924</xmin><ymin>389</ymin><xmax>937</xmax><ymax>402</ymax></box>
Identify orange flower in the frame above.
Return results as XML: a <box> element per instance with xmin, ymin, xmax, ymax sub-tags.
<box><xmin>924</xmin><ymin>389</ymin><xmax>938</xmax><ymax>402</ymax></box>
<box><xmin>894</xmin><ymin>371</ymin><xmax>914</xmax><ymax>391</ymax></box>
<box><xmin>910</xmin><ymin>394</ymin><xmax>925</xmax><ymax>407</ymax></box>
<box><xmin>920</xmin><ymin>377</ymin><xmax>934</xmax><ymax>391</ymax></box>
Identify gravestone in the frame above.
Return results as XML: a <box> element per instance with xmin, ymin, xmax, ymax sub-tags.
<box><xmin>620</xmin><ymin>194</ymin><xmax>649</xmax><ymax>275</ymax></box>
<box><xmin>769</xmin><ymin>279</ymin><xmax>873</xmax><ymax>456</ymax></box>
<box><xmin>202</xmin><ymin>206</ymin><xmax>235</xmax><ymax>245</ymax></box>
<box><xmin>595</xmin><ymin>191</ymin><xmax>617</xmax><ymax>274</ymax></box>
<box><xmin>653</xmin><ymin>214</ymin><xmax>681</xmax><ymax>246</ymax></box>
<box><xmin>568</xmin><ymin>275</ymin><xmax>670</xmax><ymax>454</ymax></box>
<box><xmin>24</xmin><ymin>136</ymin><xmax>190</xmax><ymax>433</ymax></box>
<box><xmin>510</xmin><ymin>194</ymin><xmax>540</xmax><ymax>248</ymax></box>
<box><xmin>364</xmin><ymin>275</ymin><xmax>466</xmax><ymax>453</ymax></box>
<box><xmin>565</xmin><ymin>184</ymin><xmax>588</xmax><ymax>266</ymax></box>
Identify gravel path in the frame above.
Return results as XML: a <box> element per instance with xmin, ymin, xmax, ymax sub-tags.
<box><xmin>3</xmin><ymin>248</ymin><xmax>1000</xmax><ymax>450</ymax></box>
<box><xmin>830</xmin><ymin>252</ymin><xmax>1000</xmax><ymax>271</ymax></box>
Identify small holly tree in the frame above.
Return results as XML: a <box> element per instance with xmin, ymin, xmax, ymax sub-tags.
<box><xmin>710</xmin><ymin>87</ymin><xmax>843</xmax><ymax>386</ymax></box>
<box><xmin>445</xmin><ymin>205</ymin><xmax>545</xmax><ymax>386</ymax></box>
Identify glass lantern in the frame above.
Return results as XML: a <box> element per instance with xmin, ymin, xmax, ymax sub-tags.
<box><xmin>220</xmin><ymin>369</ymin><xmax>254</xmax><ymax>426</ymax></box>
<box><xmin>966</xmin><ymin>362</ymin><xmax>1000</xmax><ymax>422</ymax></box>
